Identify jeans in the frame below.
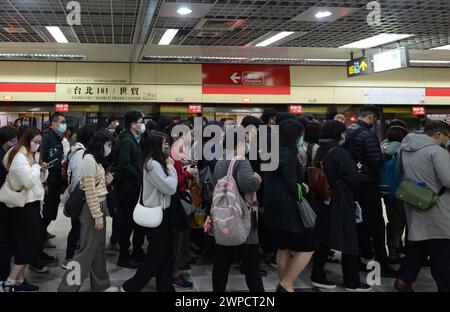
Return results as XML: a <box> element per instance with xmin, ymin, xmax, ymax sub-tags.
<box><xmin>65</xmin><ymin>218</ymin><xmax>81</xmax><ymax>260</ymax></box>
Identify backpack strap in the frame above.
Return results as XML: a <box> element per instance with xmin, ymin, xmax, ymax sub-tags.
<box><xmin>306</xmin><ymin>143</ymin><xmax>314</xmax><ymax>167</ymax></box>
<box><xmin>226</xmin><ymin>156</ymin><xmax>244</xmax><ymax>177</ymax></box>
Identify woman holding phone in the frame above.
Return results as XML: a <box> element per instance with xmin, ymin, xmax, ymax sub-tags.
<box><xmin>1</xmin><ymin>127</ymin><xmax>48</xmax><ymax>292</ymax></box>
<box><xmin>58</xmin><ymin>129</ymin><xmax>117</xmax><ymax>292</ymax></box>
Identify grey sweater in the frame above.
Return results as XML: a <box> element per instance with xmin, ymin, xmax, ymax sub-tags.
<box><xmin>400</xmin><ymin>134</ymin><xmax>450</xmax><ymax>241</ymax></box>
<box><xmin>142</xmin><ymin>160</ymin><xmax>178</xmax><ymax>210</ymax></box>
<box><xmin>213</xmin><ymin>157</ymin><xmax>260</xmax><ymax>245</ymax></box>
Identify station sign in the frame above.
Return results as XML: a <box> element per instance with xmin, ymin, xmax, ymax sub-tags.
<box><xmin>202</xmin><ymin>64</ymin><xmax>291</xmax><ymax>95</ymax></box>
<box><xmin>373</xmin><ymin>48</ymin><xmax>410</xmax><ymax>73</ymax></box>
<box><xmin>55</xmin><ymin>103</ymin><xmax>70</xmax><ymax>113</ymax></box>
<box><xmin>346</xmin><ymin>57</ymin><xmax>373</xmax><ymax>78</ymax></box>
<box><xmin>188</xmin><ymin>104</ymin><xmax>202</xmax><ymax>114</ymax></box>
<box><xmin>289</xmin><ymin>105</ymin><xmax>303</xmax><ymax>114</ymax></box>
<box><xmin>412</xmin><ymin>106</ymin><xmax>426</xmax><ymax>116</ymax></box>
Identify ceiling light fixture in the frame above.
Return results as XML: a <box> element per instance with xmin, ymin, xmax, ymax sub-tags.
<box><xmin>177</xmin><ymin>7</ymin><xmax>192</xmax><ymax>15</ymax></box>
<box><xmin>255</xmin><ymin>31</ymin><xmax>295</xmax><ymax>47</ymax></box>
<box><xmin>339</xmin><ymin>33</ymin><xmax>413</xmax><ymax>49</ymax></box>
<box><xmin>410</xmin><ymin>60</ymin><xmax>450</xmax><ymax>64</ymax></box>
<box><xmin>315</xmin><ymin>11</ymin><xmax>332</xmax><ymax>19</ymax></box>
<box><xmin>46</xmin><ymin>26</ymin><xmax>69</xmax><ymax>43</ymax></box>
<box><xmin>304</xmin><ymin>58</ymin><xmax>350</xmax><ymax>62</ymax></box>
<box><xmin>430</xmin><ymin>45</ymin><xmax>450</xmax><ymax>50</ymax></box>
<box><xmin>159</xmin><ymin>29</ymin><xmax>179</xmax><ymax>45</ymax></box>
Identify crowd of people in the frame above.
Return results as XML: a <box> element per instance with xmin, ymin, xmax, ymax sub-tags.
<box><xmin>1</xmin><ymin>104</ymin><xmax>449</xmax><ymax>292</ymax></box>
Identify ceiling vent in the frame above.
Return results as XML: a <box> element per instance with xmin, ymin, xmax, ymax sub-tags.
<box><xmin>195</xmin><ymin>18</ymin><xmax>244</xmax><ymax>31</ymax></box>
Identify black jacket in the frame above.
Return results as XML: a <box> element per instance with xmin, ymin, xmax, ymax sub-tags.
<box><xmin>315</xmin><ymin>139</ymin><xmax>360</xmax><ymax>255</ymax></box>
<box><xmin>113</xmin><ymin>130</ymin><xmax>143</xmax><ymax>193</ymax></box>
<box><xmin>345</xmin><ymin>120</ymin><xmax>383</xmax><ymax>183</ymax></box>
<box><xmin>264</xmin><ymin>146</ymin><xmax>308</xmax><ymax>233</ymax></box>
<box><xmin>41</xmin><ymin>128</ymin><xmax>63</xmax><ymax>185</ymax></box>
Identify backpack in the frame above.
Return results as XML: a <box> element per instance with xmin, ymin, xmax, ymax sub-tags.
<box><xmin>378</xmin><ymin>154</ymin><xmax>401</xmax><ymax>199</ymax></box>
<box><xmin>199</xmin><ymin>166</ymin><xmax>214</xmax><ymax>204</ymax></box>
<box><xmin>307</xmin><ymin>147</ymin><xmax>336</xmax><ymax>200</ymax></box>
<box><xmin>210</xmin><ymin>157</ymin><xmax>252</xmax><ymax>246</ymax></box>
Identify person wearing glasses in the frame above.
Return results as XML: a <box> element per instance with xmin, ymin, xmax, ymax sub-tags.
<box><xmin>113</xmin><ymin>111</ymin><xmax>146</xmax><ymax>269</ymax></box>
<box><xmin>30</xmin><ymin>113</ymin><xmax>66</xmax><ymax>274</ymax></box>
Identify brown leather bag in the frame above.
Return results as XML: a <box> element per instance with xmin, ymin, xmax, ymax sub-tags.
<box><xmin>307</xmin><ymin>147</ymin><xmax>336</xmax><ymax>200</ymax></box>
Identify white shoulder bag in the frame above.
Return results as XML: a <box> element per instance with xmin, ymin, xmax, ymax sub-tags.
<box><xmin>133</xmin><ymin>187</ymin><xmax>163</xmax><ymax>228</ymax></box>
<box><xmin>0</xmin><ymin>175</ymin><xmax>27</xmax><ymax>208</ymax></box>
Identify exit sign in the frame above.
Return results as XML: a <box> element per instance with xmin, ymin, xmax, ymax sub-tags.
<box><xmin>289</xmin><ymin>105</ymin><xmax>303</xmax><ymax>114</ymax></box>
<box><xmin>412</xmin><ymin>106</ymin><xmax>426</xmax><ymax>116</ymax></box>
<box><xmin>56</xmin><ymin>103</ymin><xmax>70</xmax><ymax>113</ymax></box>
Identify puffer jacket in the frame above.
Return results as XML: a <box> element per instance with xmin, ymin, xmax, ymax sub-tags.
<box><xmin>345</xmin><ymin>120</ymin><xmax>383</xmax><ymax>183</ymax></box>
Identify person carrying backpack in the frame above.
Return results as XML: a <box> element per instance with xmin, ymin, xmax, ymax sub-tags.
<box><xmin>379</xmin><ymin>125</ymin><xmax>409</xmax><ymax>263</ymax></box>
<box><xmin>204</xmin><ymin>132</ymin><xmax>264</xmax><ymax>292</ymax></box>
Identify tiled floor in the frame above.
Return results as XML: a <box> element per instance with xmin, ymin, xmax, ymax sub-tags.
<box><xmin>25</xmin><ymin>213</ymin><xmax>437</xmax><ymax>292</ymax></box>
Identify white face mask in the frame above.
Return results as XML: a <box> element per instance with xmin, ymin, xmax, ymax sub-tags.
<box><xmin>137</xmin><ymin>123</ymin><xmax>145</xmax><ymax>135</ymax></box>
<box><xmin>104</xmin><ymin>144</ymin><xmax>112</xmax><ymax>157</ymax></box>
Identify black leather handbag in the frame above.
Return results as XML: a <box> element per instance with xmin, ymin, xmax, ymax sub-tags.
<box><xmin>64</xmin><ymin>182</ymin><xmax>86</xmax><ymax>218</ymax></box>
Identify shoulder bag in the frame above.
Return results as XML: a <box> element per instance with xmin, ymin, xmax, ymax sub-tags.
<box><xmin>133</xmin><ymin>187</ymin><xmax>163</xmax><ymax>228</ymax></box>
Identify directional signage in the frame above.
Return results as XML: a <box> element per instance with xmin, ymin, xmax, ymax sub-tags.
<box><xmin>347</xmin><ymin>57</ymin><xmax>373</xmax><ymax>77</ymax></box>
<box><xmin>412</xmin><ymin>106</ymin><xmax>426</xmax><ymax>116</ymax></box>
<box><xmin>56</xmin><ymin>103</ymin><xmax>70</xmax><ymax>112</ymax></box>
<box><xmin>202</xmin><ymin>64</ymin><xmax>290</xmax><ymax>95</ymax></box>
<box><xmin>188</xmin><ymin>104</ymin><xmax>202</xmax><ymax>114</ymax></box>
<box><xmin>373</xmin><ymin>48</ymin><xmax>410</xmax><ymax>73</ymax></box>
<box><xmin>289</xmin><ymin>105</ymin><xmax>303</xmax><ymax>114</ymax></box>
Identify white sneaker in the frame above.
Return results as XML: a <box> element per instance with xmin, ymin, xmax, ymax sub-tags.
<box><xmin>120</xmin><ymin>286</ymin><xmax>126</xmax><ymax>292</ymax></box>
<box><xmin>102</xmin><ymin>286</ymin><xmax>119</xmax><ymax>292</ymax></box>
<box><xmin>61</xmin><ymin>259</ymin><xmax>72</xmax><ymax>270</ymax></box>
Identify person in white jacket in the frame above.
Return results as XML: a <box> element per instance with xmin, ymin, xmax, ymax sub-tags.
<box><xmin>1</xmin><ymin>127</ymin><xmax>48</xmax><ymax>292</ymax></box>
<box><xmin>122</xmin><ymin>131</ymin><xmax>178</xmax><ymax>292</ymax></box>
<box><xmin>59</xmin><ymin>125</ymin><xmax>96</xmax><ymax>269</ymax></box>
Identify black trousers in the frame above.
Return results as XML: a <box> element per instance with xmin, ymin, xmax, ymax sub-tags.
<box><xmin>122</xmin><ymin>208</ymin><xmax>175</xmax><ymax>292</ymax></box>
<box><xmin>39</xmin><ymin>181</ymin><xmax>62</xmax><ymax>253</ymax></box>
<box><xmin>65</xmin><ymin>218</ymin><xmax>81</xmax><ymax>260</ymax></box>
<box><xmin>117</xmin><ymin>187</ymin><xmax>145</xmax><ymax>259</ymax></box>
<box><xmin>399</xmin><ymin>239</ymin><xmax>450</xmax><ymax>292</ymax></box>
<box><xmin>357</xmin><ymin>183</ymin><xmax>388</xmax><ymax>265</ymax></box>
<box><xmin>0</xmin><ymin>204</ymin><xmax>11</xmax><ymax>280</ymax></box>
<box><xmin>212</xmin><ymin>244</ymin><xmax>265</xmax><ymax>292</ymax></box>
<box><xmin>311</xmin><ymin>244</ymin><xmax>360</xmax><ymax>288</ymax></box>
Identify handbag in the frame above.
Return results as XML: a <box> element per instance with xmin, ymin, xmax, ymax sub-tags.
<box><xmin>179</xmin><ymin>191</ymin><xmax>194</xmax><ymax>216</ymax></box>
<box><xmin>133</xmin><ymin>187</ymin><xmax>163</xmax><ymax>228</ymax></box>
<box><xmin>296</xmin><ymin>184</ymin><xmax>317</xmax><ymax>228</ymax></box>
<box><xmin>395</xmin><ymin>151</ymin><xmax>445</xmax><ymax>211</ymax></box>
<box><xmin>63</xmin><ymin>182</ymin><xmax>86</xmax><ymax>218</ymax></box>
<box><xmin>395</xmin><ymin>180</ymin><xmax>444</xmax><ymax>211</ymax></box>
<box><xmin>0</xmin><ymin>176</ymin><xmax>27</xmax><ymax>208</ymax></box>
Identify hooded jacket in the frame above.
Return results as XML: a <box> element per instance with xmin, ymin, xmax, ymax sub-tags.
<box><xmin>399</xmin><ymin>133</ymin><xmax>450</xmax><ymax>241</ymax></box>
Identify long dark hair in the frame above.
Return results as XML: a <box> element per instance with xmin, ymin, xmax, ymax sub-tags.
<box><xmin>6</xmin><ymin>126</ymin><xmax>41</xmax><ymax>169</ymax></box>
<box><xmin>86</xmin><ymin>128</ymin><xmax>114</xmax><ymax>164</ymax></box>
<box><xmin>143</xmin><ymin>131</ymin><xmax>169</xmax><ymax>175</ymax></box>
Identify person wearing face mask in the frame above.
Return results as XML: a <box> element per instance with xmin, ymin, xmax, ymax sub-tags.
<box><xmin>394</xmin><ymin>121</ymin><xmax>450</xmax><ymax>293</ymax></box>
<box><xmin>113</xmin><ymin>111</ymin><xmax>146</xmax><ymax>269</ymax></box>
<box><xmin>0</xmin><ymin>127</ymin><xmax>48</xmax><ymax>292</ymax></box>
<box><xmin>58</xmin><ymin>129</ymin><xmax>117</xmax><ymax>292</ymax></box>
<box><xmin>0</xmin><ymin>126</ymin><xmax>19</xmax><ymax>286</ymax></box>
<box><xmin>29</xmin><ymin>113</ymin><xmax>66</xmax><ymax>274</ymax></box>
<box><xmin>121</xmin><ymin>131</ymin><xmax>178</xmax><ymax>292</ymax></box>
<box><xmin>344</xmin><ymin>105</ymin><xmax>397</xmax><ymax>278</ymax></box>
<box><xmin>311</xmin><ymin>121</ymin><xmax>371</xmax><ymax>291</ymax></box>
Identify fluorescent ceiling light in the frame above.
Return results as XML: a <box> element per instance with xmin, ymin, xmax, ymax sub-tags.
<box><xmin>255</xmin><ymin>31</ymin><xmax>295</xmax><ymax>47</ymax></box>
<box><xmin>315</xmin><ymin>11</ymin><xmax>332</xmax><ymax>19</ymax></box>
<box><xmin>46</xmin><ymin>26</ymin><xmax>68</xmax><ymax>43</ymax></box>
<box><xmin>410</xmin><ymin>60</ymin><xmax>450</xmax><ymax>64</ymax></box>
<box><xmin>430</xmin><ymin>45</ymin><xmax>450</xmax><ymax>50</ymax></box>
<box><xmin>304</xmin><ymin>58</ymin><xmax>349</xmax><ymax>62</ymax></box>
<box><xmin>177</xmin><ymin>7</ymin><xmax>192</xmax><ymax>15</ymax></box>
<box><xmin>339</xmin><ymin>33</ymin><xmax>413</xmax><ymax>49</ymax></box>
<box><xmin>159</xmin><ymin>29</ymin><xmax>179</xmax><ymax>45</ymax></box>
